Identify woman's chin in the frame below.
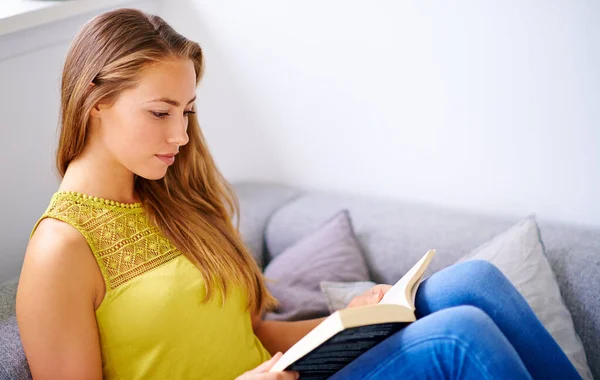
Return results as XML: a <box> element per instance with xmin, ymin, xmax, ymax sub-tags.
<box><xmin>133</xmin><ymin>167</ymin><xmax>168</xmax><ymax>181</ymax></box>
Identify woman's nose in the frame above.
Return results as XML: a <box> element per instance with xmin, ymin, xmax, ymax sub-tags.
<box><xmin>167</xmin><ymin>117</ymin><xmax>189</xmax><ymax>146</ymax></box>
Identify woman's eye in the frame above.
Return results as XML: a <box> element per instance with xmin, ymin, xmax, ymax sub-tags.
<box><xmin>151</xmin><ymin>110</ymin><xmax>195</xmax><ymax>119</ymax></box>
<box><xmin>151</xmin><ymin>111</ymin><xmax>169</xmax><ymax>119</ymax></box>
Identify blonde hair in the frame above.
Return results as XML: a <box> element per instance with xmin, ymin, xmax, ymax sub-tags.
<box><xmin>56</xmin><ymin>8</ymin><xmax>277</xmax><ymax>315</ymax></box>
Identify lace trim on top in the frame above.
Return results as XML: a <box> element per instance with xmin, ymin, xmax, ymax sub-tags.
<box><xmin>41</xmin><ymin>191</ymin><xmax>182</xmax><ymax>290</ymax></box>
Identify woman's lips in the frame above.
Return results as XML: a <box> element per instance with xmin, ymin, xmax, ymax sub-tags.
<box><xmin>156</xmin><ymin>154</ymin><xmax>175</xmax><ymax>165</ymax></box>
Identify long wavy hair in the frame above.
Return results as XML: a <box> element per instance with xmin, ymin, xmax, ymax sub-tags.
<box><xmin>56</xmin><ymin>8</ymin><xmax>277</xmax><ymax>316</ymax></box>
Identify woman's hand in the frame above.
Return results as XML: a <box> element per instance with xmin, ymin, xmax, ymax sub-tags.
<box><xmin>346</xmin><ymin>284</ymin><xmax>393</xmax><ymax>308</ymax></box>
<box><xmin>235</xmin><ymin>352</ymin><xmax>300</xmax><ymax>379</ymax></box>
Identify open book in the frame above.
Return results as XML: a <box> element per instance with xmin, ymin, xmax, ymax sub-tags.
<box><xmin>269</xmin><ymin>249</ymin><xmax>436</xmax><ymax>379</ymax></box>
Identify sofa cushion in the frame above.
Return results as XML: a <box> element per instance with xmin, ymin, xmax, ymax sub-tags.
<box><xmin>0</xmin><ymin>316</ymin><xmax>31</xmax><ymax>380</ymax></box>
<box><xmin>535</xmin><ymin>220</ymin><xmax>600</xmax><ymax>377</ymax></box>
<box><xmin>0</xmin><ymin>280</ymin><xmax>17</xmax><ymax>323</ymax></box>
<box><xmin>263</xmin><ymin>210</ymin><xmax>370</xmax><ymax>321</ymax></box>
<box><xmin>0</xmin><ymin>280</ymin><xmax>31</xmax><ymax>380</ymax></box>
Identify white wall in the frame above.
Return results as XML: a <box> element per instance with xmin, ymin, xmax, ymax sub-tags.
<box><xmin>161</xmin><ymin>1</ymin><xmax>600</xmax><ymax>227</ymax></box>
<box><xmin>1</xmin><ymin>1</ymin><xmax>598</xmax><ymax>281</ymax></box>
<box><xmin>0</xmin><ymin>0</ymin><xmax>159</xmax><ymax>282</ymax></box>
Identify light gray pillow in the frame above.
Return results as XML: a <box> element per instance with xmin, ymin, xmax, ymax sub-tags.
<box><xmin>263</xmin><ymin>209</ymin><xmax>370</xmax><ymax>321</ymax></box>
<box><xmin>319</xmin><ymin>280</ymin><xmax>376</xmax><ymax>314</ymax></box>
<box><xmin>320</xmin><ymin>217</ymin><xmax>592</xmax><ymax>379</ymax></box>
<box><xmin>457</xmin><ymin>217</ymin><xmax>592</xmax><ymax>379</ymax></box>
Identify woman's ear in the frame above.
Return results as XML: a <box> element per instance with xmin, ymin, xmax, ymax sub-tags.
<box><xmin>88</xmin><ymin>82</ymin><xmax>102</xmax><ymax>119</ymax></box>
<box><xmin>89</xmin><ymin>103</ymin><xmax>101</xmax><ymax>118</ymax></box>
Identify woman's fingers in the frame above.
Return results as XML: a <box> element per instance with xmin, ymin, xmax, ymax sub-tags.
<box><xmin>347</xmin><ymin>284</ymin><xmax>393</xmax><ymax>308</ymax></box>
<box><xmin>378</xmin><ymin>284</ymin><xmax>393</xmax><ymax>294</ymax></box>
<box><xmin>238</xmin><ymin>371</ymin><xmax>299</xmax><ymax>379</ymax></box>
<box><xmin>265</xmin><ymin>372</ymin><xmax>299</xmax><ymax>379</ymax></box>
<box><xmin>236</xmin><ymin>352</ymin><xmax>299</xmax><ymax>379</ymax></box>
<box><xmin>247</xmin><ymin>352</ymin><xmax>283</xmax><ymax>373</ymax></box>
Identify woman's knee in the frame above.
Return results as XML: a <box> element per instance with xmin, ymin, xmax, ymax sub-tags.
<box><xmin>455</xmin><ymin>259</ymin><xmax>504</xmax><ymax>281</ymax></box>
<box><xmin>457</xmin><ymin>260</ymin><xmax>513</xmax><ymax>297</ymax></box>
<box><xmin>417</xmin><ymin>260</ymin><xmax>510</xmax><ymax>314</ymax></box>
<box><xmin>424</xmin><ymin>259</ymin><xmax>506</xmax><ymax>290</ymax></box>
<box><xmin>434</xmin><ymin>305</ymin><xmax>496</xmax><ymax>336</ymax></box>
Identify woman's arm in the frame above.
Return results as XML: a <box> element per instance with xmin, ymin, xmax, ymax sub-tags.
<box><xmin>252</xmin><ymin>315</ymin><xmax>326</xmax><ymax>355</ymax></box>
<box><xmin>252</xmin><ymin>284</ymin><xmax>392</xmax><ymax>355</ymax></box>
<box><xmin>16</xmin><ymin>219</ymin><xmax>103</xmax><ymax>380</ymax></box>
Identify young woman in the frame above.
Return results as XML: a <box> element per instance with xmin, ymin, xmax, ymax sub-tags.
<box><xmin>16</xmin><ymin>8</ymin><xmax>580</xmax><ymax>380</ymax></box>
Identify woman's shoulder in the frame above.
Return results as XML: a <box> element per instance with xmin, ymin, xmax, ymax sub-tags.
<box><xmin>26</xmin><ymin>218</ymin><xmax>99</xmax><ymax>283</ymax></box>
<box><xmin>24</xmin><ymin>218</ymin><xmax>105</xmax><ymax>307</ymax></box>
<box><xmin>29</xmin><ymin>217</ymin><xmax>89</xmax><ymax>253</ymax></box>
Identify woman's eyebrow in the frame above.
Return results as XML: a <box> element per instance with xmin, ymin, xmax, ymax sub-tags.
<box><xmin>146</xmin><ymin>95</ymin><xmax>196</xmax><ymax>107</ymax></box>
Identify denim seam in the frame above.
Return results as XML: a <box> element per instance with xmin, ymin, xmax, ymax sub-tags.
<box><xmin>363</xmin><ymin>334</ymin><xmax>495</xmax><ymax>380</ymax></box>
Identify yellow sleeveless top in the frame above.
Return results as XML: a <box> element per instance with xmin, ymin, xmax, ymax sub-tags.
<box><xmin>29</xmin><ymin>191</ymin><xmax>271</xmax><ymax>379</ymax></box>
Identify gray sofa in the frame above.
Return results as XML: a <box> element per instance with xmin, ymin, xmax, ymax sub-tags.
<box><xmin>1</xmin><ymin>181</ymin><xmax>599</xmax><ymax>379</ymax></box>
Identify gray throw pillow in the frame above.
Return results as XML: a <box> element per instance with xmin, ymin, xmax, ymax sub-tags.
<box><xmin>320</xmin><ymin>217</ymin><xmax>592</xmax><ymax>379</ymax></box>
<box><xmin>263</xmin><ymin>209</ymin><xmax>370</xmax><ymax>321</ymax></box>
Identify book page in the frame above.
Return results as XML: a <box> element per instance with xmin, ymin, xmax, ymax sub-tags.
<box><xmin>378</xmin><ymin>249</ymin><xmax>435</xmax><ymax>309</ymax></box>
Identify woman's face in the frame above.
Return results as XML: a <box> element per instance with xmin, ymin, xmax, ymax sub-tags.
<box><xmin>90</xmin><ymin>58</ymin><xmax>197</xmax><ymax>180</ymax></box>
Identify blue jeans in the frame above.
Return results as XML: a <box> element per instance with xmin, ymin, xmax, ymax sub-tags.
<box><xmin>330</xmin><ymin>260</ymin><xmax>580</xmax><ymax>379</ymax></box>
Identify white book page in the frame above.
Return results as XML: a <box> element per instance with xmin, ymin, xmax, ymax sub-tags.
<box><xmin>378</xmin><ymin>249</ymin><xmax>435</xmax><ymax>309</ymax></box>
